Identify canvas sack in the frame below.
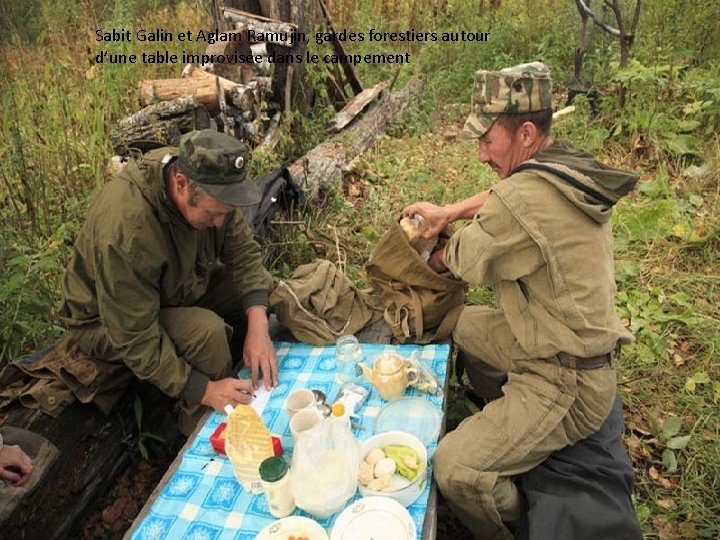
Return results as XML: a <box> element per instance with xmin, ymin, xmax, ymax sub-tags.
<box><xmin>269</xmin><ymin>259</ymin><xmax>379</xmax><ymax>345</ymax></box>
<box><xmin>366</xmin><ymin>221</ymin><xmax>466</xmax><ymax>343</ymax></box>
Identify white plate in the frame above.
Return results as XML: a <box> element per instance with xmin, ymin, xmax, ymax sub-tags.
<box><xmin>330</xmin><ymin>496</ymin><xmax>416</xmax><ymax>540</ymax></box>
<box><xmin>256</xmin><ymin>515</ymin><xmax>329</xmax><ymax>540</ymax></box>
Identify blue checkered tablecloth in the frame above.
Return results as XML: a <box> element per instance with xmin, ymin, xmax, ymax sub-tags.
<box><xmin>130</xmin><ymin>341</ymin><xmax>450</xmax><ymax>540</ymax></box>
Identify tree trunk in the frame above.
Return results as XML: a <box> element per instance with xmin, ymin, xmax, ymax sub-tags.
<box><xmin>288</xmin><ymin>78</ymin><xmax>420</xmax><ymax>200</ymax></box>
<box><xmin>574</xmin><ymin>0</ymin><xmax>590</xmax><ymax>82</ymax></box>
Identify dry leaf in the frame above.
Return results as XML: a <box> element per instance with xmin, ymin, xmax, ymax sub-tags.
<box><xmin>658</xmin><ymin>475</ymin><xmax>678</xmax><ymax>490</ymax></box>
<box><xmin>672</xmin><ymin>352</ymin><xmax>686</xmax><ymax>368</ymax></box>
<box><xmin>648</xmin><ymin>465</ymin><xmax>660</xmax><ymax>480</ymax></box>
<box><xmin>657</xmin><ymin>498</ymin><xmax>677</xmax><ymax>511</ymax></box>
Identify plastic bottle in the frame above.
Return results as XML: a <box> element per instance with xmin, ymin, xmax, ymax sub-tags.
<box><xmin>259</xmin><ymin>456</ymin><xmax>296</xmax><ymax>518</ymax></box>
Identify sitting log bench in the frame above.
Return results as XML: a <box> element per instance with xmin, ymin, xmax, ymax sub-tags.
<box><xmin>0</xmin><ymin>343</ymin><xmax>184</xmax><ymax>540</ymax></box>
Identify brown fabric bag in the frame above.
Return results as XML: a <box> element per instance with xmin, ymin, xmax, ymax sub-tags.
<box><xmin>0</xmin><ymin>337</ymin><xmax>132</xmax><ymax>417</ymax></box>
<box><xmin>269</xmin><ymin>259</ymin><xmax>380</xmax><ymax>345</ymax></box>
<box><xmin>366</xmin><ymin>221</ymin><xmax>466</xmax><ymax>343</ymax></box>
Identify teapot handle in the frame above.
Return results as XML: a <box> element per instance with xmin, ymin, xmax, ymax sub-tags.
<box><xmin>406</xmin><ymin>366</ymin><xmax>419</xmax><ymax>385</ymax></box>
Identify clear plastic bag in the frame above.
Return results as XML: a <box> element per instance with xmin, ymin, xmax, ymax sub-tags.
<box><xmin>290</xmin><ymin>415</ymin><xmax>361</xmax><ymax>518</ymax></box>
<box><xmin>405</xmin><ymin>351</ymin><xmax>443</xmax><ymax>398</ymax></box>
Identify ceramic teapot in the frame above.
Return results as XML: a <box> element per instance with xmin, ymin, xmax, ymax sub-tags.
<box><xmin>360</xmin><ymin>352</ymin><xmax>418</xmax><ymax>401</ymax></box>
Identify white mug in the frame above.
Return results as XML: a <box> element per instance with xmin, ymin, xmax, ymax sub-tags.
<box><xmin>285</xmin><ymin>388</ymin><xmax>317</xmax><ymax>418</ymax></box>
<box><xmin>289</xmin><ymin>408</ymin><xmax>323</xmax><ymax>443</ymax></box>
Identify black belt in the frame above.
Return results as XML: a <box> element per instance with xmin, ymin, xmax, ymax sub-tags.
<box><xmin>557</xmin><ymin>351</ymin><xmax>613</xmax><ymax>370</ymax></box>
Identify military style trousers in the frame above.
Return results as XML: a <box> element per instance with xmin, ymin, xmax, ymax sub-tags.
<box><xmin>71</xmin><ymin>272</ymin><xmax>248</xmax><ymax>435</ymax></box>
<box><xmin>433</xmin><ymin>306</ymin><xmax>618</xmax><ymax>540</ymax></box>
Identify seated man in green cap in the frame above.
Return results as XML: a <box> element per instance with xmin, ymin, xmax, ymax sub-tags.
<box><xmin>60</xmin><ymin>129</ymin><xmax>277</xmax><ymax>434</ymax></box>
<box><xmin>404</xmin><ymin>62</ymin><xmax>642</xmax><ymax>538</ymax></box>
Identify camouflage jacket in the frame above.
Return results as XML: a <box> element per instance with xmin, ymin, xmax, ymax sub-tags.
<box><xmin>60</xmin><ymin>147</ymin><xmax>272</xmax><ymax>397</ymax></box>
<box><xmin>445</xmin><ymin>141</ymin><xmax>637</xmax><ymax>359</ymax></box>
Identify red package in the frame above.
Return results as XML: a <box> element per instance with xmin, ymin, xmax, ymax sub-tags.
<box><xmin>210</xmin><ymin>422</ymin><xmax>283</xmax><ymax>457</ymax></box>
<box><xmin>210</xmin><ymin>422</ymin><xmax>228</xmax><ymax>455</ymax></box>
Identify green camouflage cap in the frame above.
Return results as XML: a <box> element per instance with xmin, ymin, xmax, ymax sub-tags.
<box><xmin>461</xmin><ymin>61</ymin><xmax>553</xmax><ymax>139</ymax></box>
<box><xmin>177</xmin><ymin>129</ymin><xmax>261</xmax><ymax>207</ymax></box>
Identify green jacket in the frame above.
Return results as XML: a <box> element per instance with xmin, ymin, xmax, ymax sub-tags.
<box><xmin>445</xmin><ymin>141</ymin><xmax>637</xmax><ymax>359</ymax></box>
<box><xmin>60</xmin><ymin>147</ymin><xmax>272</xmax><ymax>398</ymax></box>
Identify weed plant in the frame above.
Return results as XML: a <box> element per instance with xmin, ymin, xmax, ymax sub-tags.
<box><xmin>1</xmin><ymin>0</ymin><xmax>719</xmax><ymax>537</ymax></box>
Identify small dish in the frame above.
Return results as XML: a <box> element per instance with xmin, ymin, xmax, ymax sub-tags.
<box><xmin>256</xmin><ymin>515</ymin><xmax>329</xmax><ymax>540</ymax></box>
<box><xmin>330</xmin><ymin>496</ymin><xmax>416</xmax><ymax>540</ymax></box>
<box><xmin>358</xmin><ymin>431</ymin><xmax>428</xmax><ymax>507</ymax></box>
<box><xmin>374</xmin><ymin>397</ymin><xmax>443</xmax><ymax>445</ymax></box>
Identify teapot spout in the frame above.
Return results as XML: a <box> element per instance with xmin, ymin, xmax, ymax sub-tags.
<box><xmin>359</xmin><ymin>362</ymin><xmax>374</xmax><ymax>385</ymax></box>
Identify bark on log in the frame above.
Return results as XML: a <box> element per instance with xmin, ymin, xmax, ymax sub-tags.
<box><xmin>288</xmin><ymin>78</ymin><xmax>421</xmax><ymax>200</ymax></box>
<box><xmin>139</xmin><ymin>77</ymin><xmax>223</xmax><ymax>111</ymax></box>
<box><xmin>0</xmin><ymin>355</ymin><xmax>180</xmax><ymax>540</ymax></box>
<box><xmin>182</xmin><ymin>63</ymin><xmax>241</xmax><ymax>94</ymax></box>
<box><xmin>181</xmin><ymin>65</ymin><xmax>257</xmax><ymax>113</ymax></box>
<box><xmin>327</xmin><ymin>80</ymin><xmax>388</xmax><ymax>133</ymax></box>
<box><xmin>223</xmin><ymin>7</ymin><xmax>298</xmax><ymax>46</ymax></box>
<box><xmin>110</xmin><ymin>97</ymin><xmax>212</xmax><ymax>155</ymax></box>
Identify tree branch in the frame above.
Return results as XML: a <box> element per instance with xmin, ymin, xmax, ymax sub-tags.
<box><xmin>575</xmin><ymin>0</ymin><xmax>622</xmax><ymax>37</ymax></box>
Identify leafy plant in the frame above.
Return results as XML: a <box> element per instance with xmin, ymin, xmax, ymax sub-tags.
<box><xmin>647</xmin><ymin>414</ymin><xmax>691</xmax><ymax>473</ymax></box>
<box><xmin>127</xmin><ymin>395</ymin><xmax>166</xmax><ymax>462</ymax></box>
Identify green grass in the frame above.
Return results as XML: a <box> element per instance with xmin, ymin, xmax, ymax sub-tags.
<box><xmin>1</xmin><ymin>0</ymin><xmax>720</xmax><ymax>537</ymax></box>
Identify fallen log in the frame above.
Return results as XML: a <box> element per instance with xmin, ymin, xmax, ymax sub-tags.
<box><xmin>327</xmin><ymin>80</ymin><xmax>389</xmax><ymax>133</ymax></box>
<box><xmin>110</xmin><ymin>96</ymin><xmax>212</xmax><ymax>155</ymax></box>
<box><xmin>0</xmin><ymin>347</ymin><xmax>180</xmax><ymax>540</ymax></box>
<box><xmin>288</xmin><ymin>77</ymin><xmax>421</xmax><ymax>200</ymax></box>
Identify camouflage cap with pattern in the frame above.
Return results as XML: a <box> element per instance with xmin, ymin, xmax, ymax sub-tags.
<box><xmin>177</xmin><ymin>129</ymin><xmax>261</xmax><ymax>207</ymax></box>
<box><xmin>461</xmin><ymin>61</ymin><xmax>553</xmax><ymax>139</ymax></box>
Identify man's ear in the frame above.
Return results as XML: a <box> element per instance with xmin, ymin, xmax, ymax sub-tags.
<box><xmin>520</xmin><ymin>121</ymin><xmax>539</xmax><ymax>147</ymax></box>
<box><xmin>173</xmin><ymin>170</ymin><xmax>189</xmax><ymax>193</ymax></box>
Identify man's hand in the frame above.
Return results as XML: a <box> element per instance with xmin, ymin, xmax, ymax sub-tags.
<box><xmin>402</xmin><ymin>202</ymin><xmax>452</xmax><ymax>239</ymax></box>
<box><xmin>403</xmin><ymin>190</ymin><xmax>491</xmax><ymax>238</ymax></box>
<box><xmin>243</xmin><ymin>307</ymin><xmax>278</xmax><ymax>390</ymax></box>
<box><xmin>201</xmin><ymin>377</ymin><xmax>255</xmax><ymax>412</ymax></box>
<box><xmin>0</xmin><ymin>445</ymin><xmax>33</xmax><ymax>487</ymax></box>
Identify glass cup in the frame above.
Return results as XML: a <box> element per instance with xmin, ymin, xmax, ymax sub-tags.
<box><xmin>335</xmin><ymin>334</ymin><xmax>364</xmax><ymax>384</ymax></box>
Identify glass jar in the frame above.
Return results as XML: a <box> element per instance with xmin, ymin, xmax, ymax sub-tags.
<box><xmin>259</xmin><ymin>456</ymin><xmax>296</xmax><ymax>518</ymax></box>
<box><xmin>335</xmin><ymin>334</ymin><xmax>364</xmax><ymax>383</ymax></box>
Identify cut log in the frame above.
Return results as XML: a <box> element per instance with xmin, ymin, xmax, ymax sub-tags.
<box><xmin>181</xmin><ymin>65</ymin><xmax>257</xmax><ymax>113</ymax></box>
<box><xmin>182</xmin><ymin>63</ymin><xmax>241</xmax><ymax>95</ymax></box>
<box><xmin>110</xmin><ymin>96</ymin><xmax>212</xmax><ymax>155</ymax></box>
<box><xmin>223</xmin><ymin>6</ymin><xmax>299</xmax><ymax>46</ymax></box>
<box><xmin>139</xmin><ymin>76</ymin><xmax>223</xmax><ymax>112</ymax></box>
<box><xmin>201</xmin><ymin>30</ymin><xmax>257</xmax><ymax>83</ymax></box>
<box><xmin>288</xmin><ymin>78</ymin><xmax>421</xmax><ymax>200</ymax></box>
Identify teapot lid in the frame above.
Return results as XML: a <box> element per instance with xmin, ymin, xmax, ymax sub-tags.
<box><xmin>373</xmin><ymin>352</ymin><xmax>404</xmax><ymax>373</ymax></box>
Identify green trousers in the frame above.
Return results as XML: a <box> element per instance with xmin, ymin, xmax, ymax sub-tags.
<box><xmin>433</xmin><ymin>306</ymin><xmax>617</xmax><ymax>540</ymax></box>
<box><xmin>70</xmin><ymin>272</ymin><xmax>248</xmax><ymax>435</ymax></box>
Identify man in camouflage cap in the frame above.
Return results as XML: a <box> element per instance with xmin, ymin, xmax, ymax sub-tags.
<box><xmin>403</xmin><ymin>62</ymin><xmax>642</xmax><ymax>538</ymax></box>
<box><xmin>61</xmin><ymin>129</ymin><xmax>277</xmax><ymax>435</ymax></box>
